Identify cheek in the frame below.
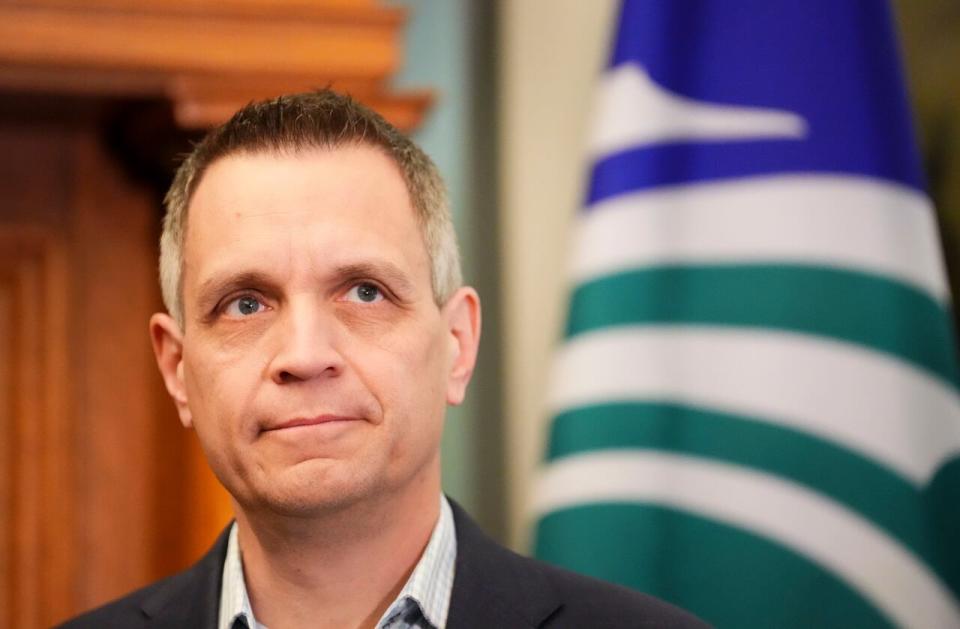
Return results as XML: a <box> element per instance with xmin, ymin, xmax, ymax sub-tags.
<box><xmin>182</xmin><ymin>358</ymin><xmax>266</xmax><ymax>497</ymax></box>
<box><xmin>182</xmin><ymin>344</ymin><xmax>263</xmax><ymax>442</ymax></box>
<box><xmin>378</xmin><ymin>324</ymin><xmax>449</xmax><ymax>401</ymax></box>
<box><xmin>349</xmin><ymin>319</ymin><xmax>447</xmax><ymax>407</ymax></box>
<box><xmin>379</xmin><ymin>327</ymin><xmax>450</xmax><ymax>442</ymax></box>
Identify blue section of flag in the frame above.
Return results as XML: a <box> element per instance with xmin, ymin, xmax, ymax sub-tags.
<box><xmin>588</xmin><ymin>0</ymin><xmax>924</xmax><ymax>206</ymax></box>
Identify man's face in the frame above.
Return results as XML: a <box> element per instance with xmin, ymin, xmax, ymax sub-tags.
<box><xmin>151</xmin><ymin>145</ymin><xmax>479</xmax><ymax>517</ymax></box>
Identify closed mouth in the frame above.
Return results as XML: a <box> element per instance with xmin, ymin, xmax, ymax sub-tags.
<box><xmin>264</xmin><ymin>415</ymin><xmax>361</xmax><ymax>432</ymax></box>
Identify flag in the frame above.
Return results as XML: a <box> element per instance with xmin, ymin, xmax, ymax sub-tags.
<box><xmin>531</xmin><ymin>2</ymin><xmax>960</xmax><ymax>627</ymax></box>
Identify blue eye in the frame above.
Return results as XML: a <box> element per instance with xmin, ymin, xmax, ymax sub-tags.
<box><xmin>224</xmin><ymin>295</ymin><xmax>263</xmax><ymax>316</ymax></box>
<box><xmin>346</xmin><ymin>283</ymin><xmax>383</xmax><ymax>303</ymax></box>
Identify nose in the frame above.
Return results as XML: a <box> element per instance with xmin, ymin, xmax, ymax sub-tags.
<box><xmin>266</xmin><ymin>299</ymin><xmax>344</xmax><ymax>385</ymax></box>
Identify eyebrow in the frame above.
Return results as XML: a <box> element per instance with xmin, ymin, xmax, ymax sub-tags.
<box><xmin>195</xmin><ymin>270</ymin><xmax>280</xmax><ymax>312</ymax></box>
<box><xmin>333</xmin><ymin>261</ymin><xmax>417</xmax><ymax>297</ymax></box>
<box><xmin>194</xmin><ymin>260</ymin><xmax>418</xmax><ymax>311</ymax></box>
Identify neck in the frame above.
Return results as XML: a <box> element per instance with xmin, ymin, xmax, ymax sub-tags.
<box><xmin>234</xmin><ymin>469</ymin><xmax>442</xmax><ymax>629</ymax></box>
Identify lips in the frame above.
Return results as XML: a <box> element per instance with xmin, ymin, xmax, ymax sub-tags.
<box><xmin>263</xmin><ymin>414</ymin><xmax>362</xmax><ymax>432</ymax></box>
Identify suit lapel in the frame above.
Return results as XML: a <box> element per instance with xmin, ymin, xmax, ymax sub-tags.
<box><xmin>140</xmin><ymin>525</ymin><xmax>231</xmax><ymax>628</ymax></box>
<box><xmin>447</xmin><ymin>501</ymin><xmax>562</xmax><ymax>629</ymax></box>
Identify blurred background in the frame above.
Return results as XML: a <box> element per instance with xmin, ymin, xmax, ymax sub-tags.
<box><xmin>0</xmin><ymin>0</ymin><xmax>957</xmax><ymax>626</ymax></box>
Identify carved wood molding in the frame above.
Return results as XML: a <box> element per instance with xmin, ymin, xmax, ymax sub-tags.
<box><xmin>0</xmin><ymin>0</ymin><xmax>432</xmax><ymax>129</ymax></box>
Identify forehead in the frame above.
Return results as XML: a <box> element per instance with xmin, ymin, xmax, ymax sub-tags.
<box><xmin>182</xmin><ymin>145</ymin><xmax>429</xmax><ymax>294</ymax></box>
<box><xmin>189</xmin><ymin>144</ymin><xmax>413</xmax><ymax>221</ymax></box>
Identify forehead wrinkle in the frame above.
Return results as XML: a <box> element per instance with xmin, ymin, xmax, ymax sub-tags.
<box><xmin>233</xmin><ymin>207</ymin><xmax>321</xmax><ymax>220</ymax></box>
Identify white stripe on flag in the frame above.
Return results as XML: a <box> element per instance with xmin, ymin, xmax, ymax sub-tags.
<box><xmin>571</xmin><ymin>174</ymin><xmax>949</xmax><ymax>304</ymax></box>
<box><xmin>589</xmin><ymin>63</ymin><xmax>807</xmax><ymax>157</ymax></box>
<box><xmin>548</xmin><ymin>327</ymin><xmax>960</xmax><ymax>485</ymax></box>
<box><xmin>533</xmin><ymin>451</ymin><xmax>960</xmax><ymax>629</ymax></box>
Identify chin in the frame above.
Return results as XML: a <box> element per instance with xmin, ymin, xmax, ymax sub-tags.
<box><xmin>239</xmin><ymin>461</ymin><xmax>382</xmax><ymax>518</ymax></box>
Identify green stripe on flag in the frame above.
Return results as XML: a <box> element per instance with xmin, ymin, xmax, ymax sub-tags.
<box><xmin>534</xmin><ymin>503</ymin><xmax>894</xmax><ymax>628</ymax></box>
<box><xmin>926</xmin><ymin>457</ymin><xmax>960</xmax><ymax>599</ymax></box>
<box><xmin>565</xmin><ymin>265</ymin><xmax>959</xmax><ymax>386</ymax></box>
<box><xmin>545</xmin><ymin>402</ymin><xmax>960</xmax><ymax>598</ymax></box>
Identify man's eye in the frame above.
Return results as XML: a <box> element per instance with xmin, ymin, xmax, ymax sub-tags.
<box><xmin>224</xmin><ymin>295</ymin><xmax>264</xmax><ymax>317</ymax></box>
<box><xmin>345</xmin><ymin>282</ymin><xmax>383</xmax><ymax>304</ymax></box>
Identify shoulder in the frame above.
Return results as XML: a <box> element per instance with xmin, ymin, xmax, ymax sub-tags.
<box><xmin>55</xmin><ymin>525</ymin><xmax>231</xmax><ymax>629</ymax></box>
<box><xmin>448</xmin><ymin>500</ymin><xmax>710</xmax><ymax>628</ymax></box>
<box><xmin>526</xmin><ymin>555</ymin><xmax>710</xmax><ymax>628</ymax></box>
<box><xmin>55</xmin><ymin>569</ymin><xmax>194</xmax><ymax>629</ymax></box>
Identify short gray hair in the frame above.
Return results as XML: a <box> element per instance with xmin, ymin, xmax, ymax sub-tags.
<box><xmin>160</xmin><ymin>90</ymin><xmax>461</xmax><ymax>327</ymax></box>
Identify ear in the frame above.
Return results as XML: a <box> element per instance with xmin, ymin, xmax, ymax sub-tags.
<box><xmin>149</xmin><ymin>313</ymin><xmax>193</xmax><ymax>428</ymax></box>
<box><xmin>442</xmin><ymin>287</ymin><xmax>482</xmax><ymax>406</ymax></box>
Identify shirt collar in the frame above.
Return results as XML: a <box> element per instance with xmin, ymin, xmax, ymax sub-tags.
<box><xmin>218</xmin><ymin>495</ymin><xmax>457</xmax><ymax>629</ymax></box>
<box><xmin>376</xmin><ymin>495</ymin><xmax>457</xmax><ymax>628</ymax></box>
<box><xmin>219</xmin><ymin>522</ymin><xmax>261</xmax><ymax>629</ymax></box>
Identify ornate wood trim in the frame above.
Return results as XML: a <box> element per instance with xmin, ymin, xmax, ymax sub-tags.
<box><xmin>0</xmin><ymin>0</ymin><xmax>432</xmax><ymax>130</ymax></box>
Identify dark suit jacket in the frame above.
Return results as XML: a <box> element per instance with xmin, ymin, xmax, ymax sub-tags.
<box><xmin>58</xmin><ymin>502</ymin><xmax>709</xmax><ymax>628</ymax></box>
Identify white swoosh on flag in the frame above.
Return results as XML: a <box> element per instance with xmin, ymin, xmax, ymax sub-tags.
<box><xmin>590</xmin><ymin>62</ymin><xmax>808</xmax><ymax>157</ymax></box>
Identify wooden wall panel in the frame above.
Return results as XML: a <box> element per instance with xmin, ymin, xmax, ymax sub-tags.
<box><xmin>0</xmin><ymin>229</ymin><xmax>72</xmax><ymax>628</ymax></box>
<box><xmin>0</xmin><ymin>106</ymin><xmax>233</xmax><ymax>627</ymax></box>
<box><xmin>0</xmin><ymin>2</ymin><xmax>434</xmax><ymax>625</ymax></box>
<box><xmin>0</xmin><ymin>274</ymin><xmax>9</xmax><ymax>622</ymax></box>
<box><xmin>68</xmin><ymin>131</ymin><xmax>163</xmax><ymax>605</ymax></box>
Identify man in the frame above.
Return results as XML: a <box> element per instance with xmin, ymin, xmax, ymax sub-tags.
<box><xmin>61</xmin><ymin>91</ymin><xmax>707</xmax><ymax>628</ymax></box>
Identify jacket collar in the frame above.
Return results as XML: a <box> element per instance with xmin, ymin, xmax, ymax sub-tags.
<box><xmin>135</xmin><ymin>499</ymin><xmax>563</xmax><ymax>629</ymax></box>
<box><xmin>139</xmin><ymin>526</ymin><xmax>229</xmax><ymax>627</ymax></box>
<box><xmin>446</xmin><ymin>500</ymin><xmax>563</xmax><ymax>628</ymax></box>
